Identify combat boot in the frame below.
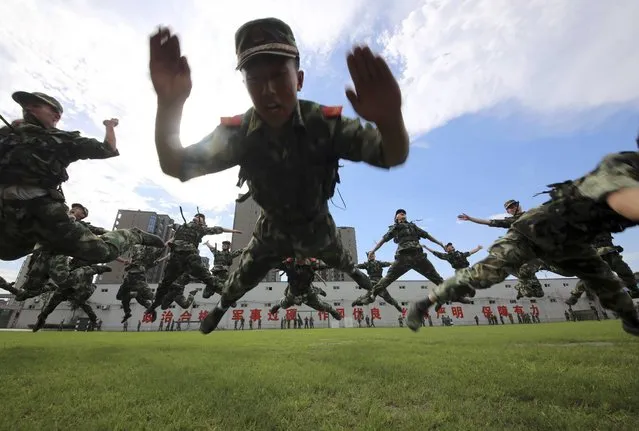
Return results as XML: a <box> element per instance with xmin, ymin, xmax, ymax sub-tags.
<box><xmin>131</xmin><ymin>227</ymin><xmax>165</xmax><ymax>248</ymax></box>
<box><xmin>121</xmin><ymin>312</ymin><xmax>132</xmax><ymax>323</ymax></box>
<box><xmin>200</xmin><ymin>304</ymin><xmax>227</xmax><ymax>334</ymax></box>
<box><xmin>32</xmin><ymin>315</ymin><xmax>47</xmax><ymax>332</ymax></box>
<box><xmin>406</xmin><ymin>299</ymin><xmax>433</xmax><ymax>332</ymax></box>
<box><xmin>621</xmin><ymin>312</ymin><xmax>639</xmax><ymax>337</ymax></box>
<box><xmin>330</xmin><ymin>309</ymin><xmax>342</xmax><ymax>320</ymax></box>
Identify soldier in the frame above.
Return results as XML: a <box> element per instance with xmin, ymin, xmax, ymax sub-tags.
<box><xmin>149</xmin><ymin>17</ymin><xmax>409</xmax><ymax>333</ymax></box>
<box><xmin>203</xmin><ymin>240</ymin><xmax>244</xmax><ymax>299</ymax></box>
<box><xmin>159</xmin><ymin>272</ymin><xmax>199</xmax><ymax>310</ymax></box>
<box><xmin>117</xmin><ymin>243</ymin><xmax>169</xmax><ymax>323</ymax></box>
<box><xmin>32</xmin><ymin>264</ymin><xmax>111</xmax><ymax>332</ymax></box>
<box><xmin>406</xmin><ymin>144</ymin><xmax>639</xmax><ymax>336</ymax></box>
<box><xmin>270</xmin><ymin>258</ymin><xmax>341</xmax><ymax>320</ymax></box>
<box><xmin>0</xmin><ymin>91</ymin><xmax>165</xmax><ymax>269</ymax></box>
<box><xmin>353</xmin><ymin>209</ymin><xmax>445</xmax><ymax>307</ymax></box>
<box><xmin>146</xmin><ymin>213</ymin><xmax>239</xmax><ymax>321</ymax></box>
<box><xmin>457</xmin><ymin>200</ymin><xmax>544</xmax><ymax>299</ymax></box>
<box><xmin>355</xmin><ymin>251</ymin><xmax>403</xmax><ymax>313</ymax></box>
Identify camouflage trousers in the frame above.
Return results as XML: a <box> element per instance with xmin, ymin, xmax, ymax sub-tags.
<box><xmin>366</xmin><ymin>277</ymin><xmax>403</xmax><ymax>313</ymax></box>
<box><xmin>37</xmin><ymin>265</ymin><xmax>101</xmax><ymax>325</ymax></box>
<box><xmin>9</xmin><ymin>250</ymin><xmax>74</xmax><ymax>301</ymax></box>
<box><xmin>218</xmin><ymin>212</ymin><xmax>371</xmax><ymax>308</ymax></box>
<box><xmin>371</xmin><ymin>249</ymin><xmax>444</xmax><ymax>296</ymax></box>
<box><xmin>117</xmin><ymin>272</ymin><xmax>154</xmax><ymax>315</ymax></box>
<box><xmin>566</xmin><ymin>282</ymin><xmax>597</xmax><ymax>305</ymax></box>
<box><xmin>160</xmin><ymin>273</ymin><xmax>197</xmax><ymax>310</ymax></box>
<box><xmin>512</xmin><ymin>260</ymin><xmax>545</xmax><ymax>298</ymax></box>
<box><xmin>152</xmin><ymin>250</ymin><xmax>216</xmax><ymax>310</ymax></box>
<box><xmin>0</xmin><ymin>197</ymin><xmax>162</xmax><ymax>262</ymax></box>
<box><xmin>271</xmin><ymin>285</ymin><xmax>340</xmax><ymax>320</ymax></box>
<box><xmin>202</xmin><ymin>269</ymin><xmax>227</xmax><ymax>299</ymax></box>
<box><xmin>432</xmin><ymin>230</ymin><xmax>637</xmax><ymax>320</ymax></box>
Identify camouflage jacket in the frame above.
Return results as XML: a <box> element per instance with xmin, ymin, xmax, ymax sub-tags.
<box><xmin>211</xmin><ymin>248</ymin><xmax>244</xmax><ymax>272</ymax></box>
<box><xmin>592</xmin><ymin>232</ymin><xmax>623</xmax><ymax>256</ymax></box>
<box><xmin>125</xmin><ymin>245</ymin><xmax>166</xmax><ymax>274</ymax></box>
<box><xmin>179</xmin><ymin>100</ymin><xmax>388</xmax><ymax>225</ymax></box>
<box><xmin>170</xmin><ymin>222</ymin><xmax>224</xmax><ymax>252</ymax></box>
<box><xmin>0</xmin><ymin>122</ymin><xmax>118</xmax><ymax>189</ymax></box>
<box><xmin>78</xmin><ymin>220</ymin><xmax>108</xmax><ymax>236</ymax></box>
<box><xmin>488</xmin><ymin>212</ymin><xmax>524</xmax><ymax>229</ymax></box>
<box><xmin>356</xmin><ymin>259</ymin><xmax>392</xmax><ymax>280</ymax></box>
<box><xmin>430</xmin><ymin>250</ymin><xmax>471</xmax><ymax>270</ymax></box>
<box><xmin>512</xmin><ymin>152</ymin><xmax>639</xmax><ymax>249</ymax></box>
<box><xmin>382</xmin><ymin>221</ymin><xmax>437</xmax><ymax>254</ymax></box>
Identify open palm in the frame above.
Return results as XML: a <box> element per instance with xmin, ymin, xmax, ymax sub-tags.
<box><xmin>149</xmin><ymin>27</ymin><xmax>192</xmax><ymax>104</ymax></box>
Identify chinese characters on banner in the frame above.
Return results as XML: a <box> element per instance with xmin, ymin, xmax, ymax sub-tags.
<box><xmin>250</xmin><ymin>309</ymin><xmax>262</xmax><ymax>321</ymax></box>
<box><xmin>232</xmin><ymin>309</ymin><xmax>244</xmax><ymax>320</ymax></box>
<box><xmin>160</xmin><ymin>310</ymin><xmax>173</xmax><ymax>323</ymax></box>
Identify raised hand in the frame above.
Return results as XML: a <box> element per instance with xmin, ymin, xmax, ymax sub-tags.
<box><xmin>345</xmin><ymin>46</ymin><xmax>402</xmax><ymax>125</ymax></box>
<box><xmin>103</xmin><ymin>118</ymin><xmax>119</xmax><ymax>128</ymax></box>
<box><xmin>149</xmin><ymin>27</ymin><xmax>192</xmax><ymax>104</ymax></box>
<box><xmin>457</xmin><ymin>213</ymin><xmax>470</xmax><ymax>221</ymax></box>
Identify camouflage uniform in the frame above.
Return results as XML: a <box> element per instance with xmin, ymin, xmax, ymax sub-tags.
<box><xmin>407</xmin><ymin>151</ymin><xmax>639</xmax><ymax>336</ymax></box>
<box><xmin>148</xmin><ymin>221</ymin><xmax>224</xmax><ymax>317</ymax></box>
<box><xmin>430</xmin><ymin>250</ymin><xmax>471</xmax><ymax>270</ymax></box>
<box><xmin>353</xmin><ymin>218</ymin><xmax>444</xmax><ymax>306</ymax></box>
<box><xmin>203</xmin><ymin>244</ymin><xmax>244</xmax><ymax>299</ymax></box>
<box><xmin>269</xmin><ymin>258</ymin><xmax>341</xmax><ymax>320</ymax></box>
<box><xmin>485</xmin><ymin>208</ymin><xmax>544</xmax><ymax>299</ymax></box>
<box><xmin>193</xmin><ymin>20</ymin><xmax>388</xmax><ymax>334</ymax></box>
<box><xmin>355</xmin><ymin>259</ymin><xmax>403</xmax><ymax>312</ymax></box>
<box><xmin>565</xmin><ymin>232</ymin><xmax>639</xmax><ymax>304</ymax></box>
<box><xmin>117</xmin><ymin>245</ymin><xmax>166</xmax><ymax>322</ymax></box>
<box><xmin>160</xmin><ymin>273</ymin><xmax>198</xmax><ymax>310</ymax></box>
<box><xmin>33</xmin><ymin>263</ymin><xmax>111</xmax><ymax>331</ymax></box>
<box><xmin>0</xmin><ymin>91</ymin><xmax>164</xmax><ymax>263</ymax></box>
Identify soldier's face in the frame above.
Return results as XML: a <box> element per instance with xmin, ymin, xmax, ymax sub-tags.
<box><xmin>193</xmin><ymin>216</ymin><xmax>204</xmax><ymax>225</ymax></box>
<box><xmin>445</xmin><ymin>245</ymin><xmax>455</xmax><ymax>253</ymax></box>
<box><xmin>22</xmin><ymin>102</ymin><xmax>60</xmax><ymax>129</ymax></box>
<box><xmin>506</xmin><ymin>204</ymin><xmax>519</xmax><ymax>215</ymax></box>
<box><xmin>69</xmin><ymin>207</ymin><xmax>87</xmax><ymax>221</ymax></box>
<box><xmin>395</xmin><ymin>213</ymin><xmax>406</xmax><ymax>223</ymax></box>
<box><xmin>243</xmin><ymin>56</ymin><xmax>304</xmax><ymax>129</ymax></box>
<box><xmin>222</xmin><ymin>243</ymin><xmax>230</xmax><ymax>250</ymax></box>
<box><xmin>368</xmin><ymin>253</ymin><xmax>375</xmax><ymax>261</ymax></box>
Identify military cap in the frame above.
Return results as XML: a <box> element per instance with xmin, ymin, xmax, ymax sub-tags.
<box><xmin>395</xmin><ymin>209</ymin><xmax>406</xmax><ymax>216</ymax></box>
<box><xmin>71</xmin><ymin>203</ymin><xmax>88</xmax><ymax>216</ymax></box>
<box><xmin>504</xmin><ymin>199</ymin><xmax>519</xmax><ymax>210</ymax></box>
<box><xmin>234</xmin><ymin>17</ymin><xmax>299</xmax><ymax>70</ymax></box>
<box><xmin>194</xmin><ymin>213</ymin><xmax>206</xmax><ymax>219</ymax></box>
<box><xmin>12</xmin><ymin>91</ymin><xmax>63</xmax><ymax>114</ymax></box>
<box><xmin>222</xmin><ymin>240</ymin><xmax>231</xmax><ymax>245</ymax></box>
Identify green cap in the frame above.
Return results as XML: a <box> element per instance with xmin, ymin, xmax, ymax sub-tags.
<box><xmin>12</xmin><ymin>91</ymin><xmax>63</xmax><ymax>114</ymax></box>
<box><xmin>234</xmin><ymin>17</ymin><xmax>299</xmax><ymax>70</ymax></box>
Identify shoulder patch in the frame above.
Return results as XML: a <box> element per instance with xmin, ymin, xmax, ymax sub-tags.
<box><xmin>321</xmin><ymin>105</ymin><xmax>343</xmax><ymax>118</ymax></box>
<box><xmin>220</xmin><ymin>115</ymin><xmax>243</xmax><ymax>127</ymax></box>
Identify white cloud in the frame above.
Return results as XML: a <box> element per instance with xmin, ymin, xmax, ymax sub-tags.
<box><xmin>382</xmin><ymin>0</ymin><xmax>639</xmax><ymax>137</ymax></box>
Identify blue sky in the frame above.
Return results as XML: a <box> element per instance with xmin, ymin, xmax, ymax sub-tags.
<box><xmin>1</xmin><ymin>0</ymin><xmax>639</xmax><ymax>286</ymax></box>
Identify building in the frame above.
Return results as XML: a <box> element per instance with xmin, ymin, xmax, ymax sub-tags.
<box><xmin>316</xmin><ymin>227</ymin><xmax>358</xmax><ymax>282</ymax></box>
<box><xmin>7</xmin><ymin>276</ymin><xmax>630</xmax><ymax>330</ymax></box>
<box><xmin>97</xmin><ymin>210</ymin><xmax>174</xmax><ymax>285</ymax></box>
<box><xmin>14</xmin><ymin>255</ymin><xmax>33</xmax><ymax>288</ymax></box>
<box><xmin>229</xmin><ymin>194</ymin><xmax>280</xmax><ymax>282</ymax></box>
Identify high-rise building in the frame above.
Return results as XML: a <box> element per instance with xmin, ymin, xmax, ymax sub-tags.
<box><xmin>316</xmin><ymin>227</ymin><xmax>358</xmax><ymax>282</ymax></box>
<box><xmin>97</xmin><ymin>210</ymin><xmax>174</xmax><ymax>284</ymax></box>
<box><xmin>14</xmin><ymin>256</ymin><xmax>32</xmax><ymax>288</ymax></box>
<box><xmin>230</xmin><ymin>195</ymin><xmax>280</xmax><ymax>282</ymax></box>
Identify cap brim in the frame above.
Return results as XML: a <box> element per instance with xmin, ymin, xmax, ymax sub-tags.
<box><xmin>12</xmin><ymin>91</ymin><xmax>60</xmax><ymax>113</ymax></box>
<box><xmin>236</xmin><ymin>50</ymin><xmax>298</xmax><ymax>70</ymax></box>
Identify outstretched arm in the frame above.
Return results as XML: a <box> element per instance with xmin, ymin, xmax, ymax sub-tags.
<box><xmin>468</xmin><ymin>245</ymin><xmax>483</xmax><ymax>255</ymax></box>
<box><xmin>457</xmin><ymin>213</ymin><xmax>492</xmax><ymax>226</ymax></box>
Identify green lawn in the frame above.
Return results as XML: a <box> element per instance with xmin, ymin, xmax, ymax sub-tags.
<box><xmin>1</xmin><ymin>321</ymin><xmax>638</xmax><ymax>430</ymax></box>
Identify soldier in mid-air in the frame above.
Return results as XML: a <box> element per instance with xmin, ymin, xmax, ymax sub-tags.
<box><xmin>269</xmin><ymin>258</ymin><xmax>341</xmax><ymax>321</ymax></box>
<box><xmin>457</xmin><ymin>200</ymin><xmax>544</xmax><ymax>299</ymax></box>
<box><xmin>146</xmin><ymin>213</ymin><xmax>238</xmax><ymax>321</ymax></box>
<box><xmin>203</xmin><ymin>240</ymin><xmax>244</xmax><ymax>299</ymax></box>
<box><xmin>159</xmin><ymin>273</ymin><xmax>199</xmax><ymax>310</ymax></box>
<box><xmin>0</xmin><ymin>91</ymin><xmax>165</xmax><ymax>279</ymax></box>
<box><xmin>149</xmin><ymin>17</ymin><xmax>409</xmax><ymax>333</ymax></box>
<box><xmin>118</xmin><ymin>243</ymin><xmax>168</xmax><ymax>323</ymax></box>
<box><xmin>406</xmin><ymin>140</ymin><xmax>639</xmax><ymax>336</ymax></box>
<box><xmin>353</xmin><ymin>209</ymin><xmax>445</xmax><ymax>307</ymax></box>
<box><xmin>355</xmin><ymin>251</ymin><xmax>403</xmax><ymax>313</ymax></box>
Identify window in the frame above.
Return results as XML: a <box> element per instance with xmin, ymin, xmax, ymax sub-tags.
<box><xmin>563</xmin><ymin>283</ymin><xmax>569</xmax><ymax>287</ymax></box>
<box><xmin>510</xmin><ymin>300</ymin><xmax>517</xmax><ymax>304</ymax></box>
<box><xmin>101</xmin><ymin>288</ymin><xmax>108</xmax><ymax>293</ymax></box>
<box><xmin>265</xmin><ymin>286</ymin><xmax>273</xmax><ymax>291</ymax></box>
<box><xmin>265</xmin><ymin>303</ymin><xmax>271</xmax><ymax>307</ymax></box>
<box><xmin>489</xmin><ymin>300</ymin><xmax>496</xmax><ymax>304</ymax></box>
<box><xmin>401</xmin><ymin>302</ymin><xmax>408</xmax><ymax>306</ymax></box>
<box><xmin>379</xmin><ymin>302</ymin><xmax>386</xmax><ymax>306</ymax></box>
<box><xmin>241</xmin><ymin>303</ymin><xmax>247</xmax><ymax>308</ymax></box>
<box><xmin>505</xmin><ymin>284</ymin><xmax>511</xmax><ymax>288</ymax></box>
<box><xmin>421</xmin><ymin>285</ymin><xmax>428</xmax><ymax>289</ymax></box>
<box><xmin>147</xmin><ymin>215</ymin><xmax>157</xmax><ymax>233</ymax></box>
<box><xmin>192</xmin><ymin>304</ymin><xmax>199</xmax><ymax>308</ymax></box>
<box><xmin>530</xmin><ymin>299</ymin><xmax>537</xmax><ymax>303</ymax></box>
<box><xmin>399</xmin><ymin>285</ymin><xmax>406</xmax><ymax>290</ymax></box>
<box><xmin>544</xmin><ymin>283</ymin><xmax>550</xmax><ymax>287</ymax></box>
<box><xmin>550</xmin><ymin>299</ymin><xmax>557</xmax><ymax>303</ymax></box>
<box><xmin>333</xmin><ymin>286</ymin><xmax>340</xmax><ymax>290</ymax></box>
<box><xmin>333</xmin><ymin>302</ymin><xmax>340</xmax><ymax>306</ymax></box>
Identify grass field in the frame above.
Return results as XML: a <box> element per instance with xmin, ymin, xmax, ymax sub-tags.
<box><xmin>2</xmin><ymin>321</ymin><xmax>638</xmax><ymax>430</ymax></box>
